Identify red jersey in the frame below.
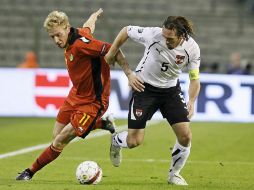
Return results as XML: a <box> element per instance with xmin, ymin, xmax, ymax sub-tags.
<box><xmin>64</xmin><ymin>27</ymin><xmax>111</xmax><ymax>107</ymax></box>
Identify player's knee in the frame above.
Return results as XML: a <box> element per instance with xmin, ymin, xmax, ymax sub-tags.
<box><xmin>53</xmin><ymin>134</ymin><xmax>70</xmax><ymax>149</ymax></box>
<box><xmin>127</xmin><ymin>141</ymin><xmax>141</xmax><ymax>148</ymax></box>
<box><xmin>53</xmin><ymin>139</ymin><xmax>65</xmax><ymax>149</ymax></box>
<box><xmin>178</xmin><ymin>131</ymin><xmax>192</xmax><ymax>147</ymax></box>
<box><xmin>127</xmin><ymin>138</ymin><xmax>142</xmax><ymax>148</ymax></box>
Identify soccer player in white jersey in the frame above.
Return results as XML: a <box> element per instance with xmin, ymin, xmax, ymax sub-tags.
<box><xmin>105</xmin><ymin>16</ymin><xmax>201</xmax><ymax>185</ymax></box>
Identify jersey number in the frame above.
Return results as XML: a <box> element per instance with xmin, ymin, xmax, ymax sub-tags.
<box><xmin>161</xmin><ymin>62</ymin><xmax>169</xmax><ymax>72</ymax></box>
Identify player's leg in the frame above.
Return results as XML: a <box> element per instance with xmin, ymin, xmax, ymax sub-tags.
<box><xmin>52</xmin><ymin>121</ymin><xmax>66</xmax><ymax>139</ymax></box>
<box><xmin>31</xmin><ymin>124</ymin><xmax>76</xmax><ymax>174</ymax></box>
<box><xmin>168</xmin><ymin>122</ymin><xmax>191</xmax><ymax>185</ymax></box>
<box><xmin>160</xmin><ymin>86</ymin><xmax>191</xmax><ymax>185</ymax></box>
<box><xmin>16</xmin><ymin>123</ymin><xmax>76</xmax><ymax>180</ymax></box>
<box><xmin>127</xmin><ymin>128</ymin><xmax>145</xmax><ymax>148</ymax></box>
<box><xmin>110</xmin><ymin>128</ymin><xmax>145</xmax><ymax>167</ymax></box>
<box><xmin>75</xmin><ymin>101</ymin><xmax>115</xmax><ymax>134</ymax></box>
<box><xmin>112</xmin><ymin>128</ymin><xmax>145</xmax><ymax>148</ymax></box>
<box><xmin>110</xmin><ymin>89</ymin><xmax>158</xmax><ymax>167</ymax></box>
<box><xmin>16</xmin><ymin>103</ymin><xmax>103</xmax><ymax>181</ymax></box>
<box><xmin>16</xmin><ymin>101</ymin><xmax>74</xmax><ymax>180</ymax></box>
<box><xmin>92</xmin><ymin>114</ymin><xmax>116</xmax><ymax>134</ymax></box>
<box><xmin>53</xmin><ymin>100</ymin><xmax>73</xmax><ymax>138</ymax></box>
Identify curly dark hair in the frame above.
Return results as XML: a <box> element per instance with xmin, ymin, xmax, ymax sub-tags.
<box><xmin>163</xmin><ymin>16</ymin><xmax>195</xmax><ymax>40</ymax></box>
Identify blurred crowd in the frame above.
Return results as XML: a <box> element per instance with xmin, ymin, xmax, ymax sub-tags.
<box><xmin>17</xmin><ymin>50</ymin><xmax>253</xmax><ymax>76</ymax></box>
<box><xmin>17</xmin><ymin>51</ymin><xmax>39</xmax><ymax>69</ymax></box>
<box><xmin>200</xmin><ymin>52</ymin><xmax>253</xmax><ymax>75</ymax></box>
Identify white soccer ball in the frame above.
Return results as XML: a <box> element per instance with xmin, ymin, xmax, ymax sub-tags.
<box><xmin>76</xmin><ymin>161</ymin><xmax>103</xmax><ymax>185</ymax></box>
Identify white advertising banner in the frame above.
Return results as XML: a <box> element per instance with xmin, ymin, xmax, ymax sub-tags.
<box><xmin>0</xmin><ymin>68</ymin><xmax>253</xmax><ymax>122</ymax></box>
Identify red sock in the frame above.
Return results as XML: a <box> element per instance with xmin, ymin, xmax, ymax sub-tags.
<box><xmin>92</xmin><ymin>119</ymin><xmax>103</xmax><ymax>130</ymax></box>
<box><xmin>30</xmin><ymin>144</ymin><xmax>62</xmax><ymax>174</ymax></box>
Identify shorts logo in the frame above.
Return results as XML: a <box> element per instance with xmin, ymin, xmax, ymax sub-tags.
<box><xmin>135</xmin><ymin>109</ymin><xmax>143</xmax><ymax>117</ymax></box>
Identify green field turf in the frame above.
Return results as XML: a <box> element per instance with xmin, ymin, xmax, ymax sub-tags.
<box><xmin>0</xmin><ymin>117</ymin><xmax>254</xmax><ymax>190</ymax></box>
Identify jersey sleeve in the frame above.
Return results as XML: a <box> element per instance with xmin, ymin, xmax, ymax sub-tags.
<box><xmin>187</xmin><ymin>43</ymin><xmax>201</xmax><ymax>80</ymax></box>
<box><xmin>187</xmin><ymin>44</ymin><xmax>201</xmax><ymax>70</ymax></box>
<box><xmin>79</xmin><ymin>27</ymin><xmax>93</xmax><ymax>38</ymax></box>
<box><xmin>77</xmin><ymin>36</ymin><xmax>111</xmax><ymax>57</ymax></box>
<box><xmin>127</xmin><ymin>26</ymin><xmax>157</xmax><ymax>45</ymax></box>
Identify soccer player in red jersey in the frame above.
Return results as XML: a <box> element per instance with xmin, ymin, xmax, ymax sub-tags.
<box><xmin>16</xmin><ymin>8</ymin><xmax>126</xmax><ymax>180</ymax></box>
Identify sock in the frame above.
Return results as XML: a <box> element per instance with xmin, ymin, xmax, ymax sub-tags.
<box><xmin>30</xmin><ymin>144</ymin><xmax>62</xmax><ymax>174</ymax></box>
<box><xmin>112</xmin><ymin>131</ymin><xmax>128</xmax><ymax>148</ymax></box>
<box><xmin>92</xmin><ymin>119</ymin><xmax>103</xmax><ymax>130</ymax></box>
<box><xmin>169</xmin><ymin>140</ymin><xmax>191</xmax><ymax>176</ymax></box>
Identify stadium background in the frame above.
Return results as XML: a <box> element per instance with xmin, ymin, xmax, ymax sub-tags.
<box><xmin>0</xmin><ymin>0</ymin><xmax>254</xmax><ymax>72</ymax></box>
<box><xmin>0</xmin><ymin>0</ymin><xmax>254</xmax><ymax>189</ymax></box>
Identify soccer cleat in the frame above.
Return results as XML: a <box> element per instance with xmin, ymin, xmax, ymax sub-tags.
<box><xmin>168</xmin><ymin>173</ymin><xmax>188</xmax><ymax>186</ymax></box>
<box><xmin>16</xmin><ymin>168</ymin><xmax>34</xmax><ymax>181</ymax></box>
<box><xmin>110</xmin><ymin>133</ymin><xmax>122</xmax><ymax>167</ymax></box>
<box><xmin>102</xmin><ymin>114</ymin><xmax>116</xmax><ymax>134</ymax></box>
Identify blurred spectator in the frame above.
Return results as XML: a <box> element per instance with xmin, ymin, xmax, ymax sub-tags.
<box><xmin>209</xmin><ymin>62</ymin><xmax>219</xmax><ymax>73</ymax></box>
<box><xmin>17</xmin><ymin>51</ymin><xmax>39</xmax><ymax>68</ymax></box>
<box><xmin>243</xmin><ymin>62</ymin><xmax>252</xmax><ymax>75</ymax></box>
<box><xmin>227</xmin><ymin>52</ymin><xmax>245</xmax><ymax>74</ymax></box>
<box><xmin>200</xmin><ymin>62</ymin><xmax>220</xmax><ymax>74</ymax></box>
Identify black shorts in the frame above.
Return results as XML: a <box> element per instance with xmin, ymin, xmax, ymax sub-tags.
<box><xmin>128</xmin><ymin>82</ymin><xmax>189</xmax><ymax>129</ymax></box>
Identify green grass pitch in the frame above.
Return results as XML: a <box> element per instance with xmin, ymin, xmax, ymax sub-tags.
<box><xmin>0</xmin><ymin>117</ymin><xmax>254</xmax><ymax>190</ymax></box>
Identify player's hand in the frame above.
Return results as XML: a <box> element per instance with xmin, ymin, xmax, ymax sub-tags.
<box><xmin>104</xmin><ymin>52</ymin><xmax>115</xmax><ymax>65</ymax></box>
<box><xmin>127</xmin><ymin>72</ymin><xmax>145</xmax><ymax>92</ymax></box>
<box><xmin>95</xmin><ymin>8</ymin><xmax>103</xmax><ymax>17</ymax></box>
<box><xmin>187</xmin><ymin>101</ymin><xmax>194</xmax><ymax>119</ymax></box>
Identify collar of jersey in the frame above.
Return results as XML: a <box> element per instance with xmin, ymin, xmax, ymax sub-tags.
<box><xmin>65</xmin><ymin>27</ymin><xmax>82</xmax><ymax>51</ymax></box>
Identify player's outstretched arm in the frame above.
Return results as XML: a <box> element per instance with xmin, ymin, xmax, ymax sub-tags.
<box><xmin>83</xmin><ymin>8</ymin><xmax>103</xmax><ymax>34</ymax></box>
<box><xmin>105</xmin><ymin>27</ymin><xmax>128</xmax><ymax>65</ymax></box>
<box><xmin>106</xmin><ymin>26</ymin><xmax>144</xmax><ymax>92</ymax></box>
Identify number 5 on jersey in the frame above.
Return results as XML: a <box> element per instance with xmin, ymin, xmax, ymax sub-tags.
<box><xmin>161</xmin><ymin>62</ymin><xmax>169</xmax><ymax>72</ymax></box>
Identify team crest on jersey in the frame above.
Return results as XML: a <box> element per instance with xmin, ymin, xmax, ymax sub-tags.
<box><xmin>175</xmin><ymin>55</ymin><xmax>185</xmax><ymax>64</ymax></box>
<box><xmin>135</xmin><ymin>109</ymin><xmax>143</xmax><ymax>117</ymax></box>
<box><xmin>69</xmin><ymin>54</ymin><xmax>74</xmax><ymax>61</ymax></box>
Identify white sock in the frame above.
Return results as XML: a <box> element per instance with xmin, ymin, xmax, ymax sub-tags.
<box><xmin>112</xmin><ymin>131</ymin><xmax>129</xmax><ymax>148</ymax></box>
<box><xmin>169</xmin><ymin>140</ymin><xmax>191</xmax><ymax>176</ymax></box>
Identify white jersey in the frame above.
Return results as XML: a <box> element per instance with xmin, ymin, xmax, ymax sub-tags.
<box><xmin>127</xmin><ymin>26</ymin><xmax>201</xmax><ymax>88</ymax></box>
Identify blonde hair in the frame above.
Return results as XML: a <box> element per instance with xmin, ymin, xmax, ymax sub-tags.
<box><xmin>43</xmin><ymin>11</ymin><xmax>70</xmax><ymax>30</ymax></box>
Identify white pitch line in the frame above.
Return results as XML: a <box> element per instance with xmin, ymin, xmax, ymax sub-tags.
<box><xmin>0</xmin><ymin>143</ymin><xmax>51</xmax><ymax>160</ymax></box>
<box><xmin>61</xmin><ymin>157</ymin><xmax>254</xmax><ymax>166</ymax></box>
<box><xmin>0</xmin><ymin>126</ymin><xmax>127</xmax><ymax>160</ymax></box>
<box><xmin>0</xmin><ymin>120</ymin><xmax>161</xmax><ymax>159</ymax></box>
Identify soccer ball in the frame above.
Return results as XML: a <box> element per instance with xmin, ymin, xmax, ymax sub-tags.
<box><xmin>76</xmin><ymin>161</ymin><xmax>103</xmax><ymax>185</ymax></box>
